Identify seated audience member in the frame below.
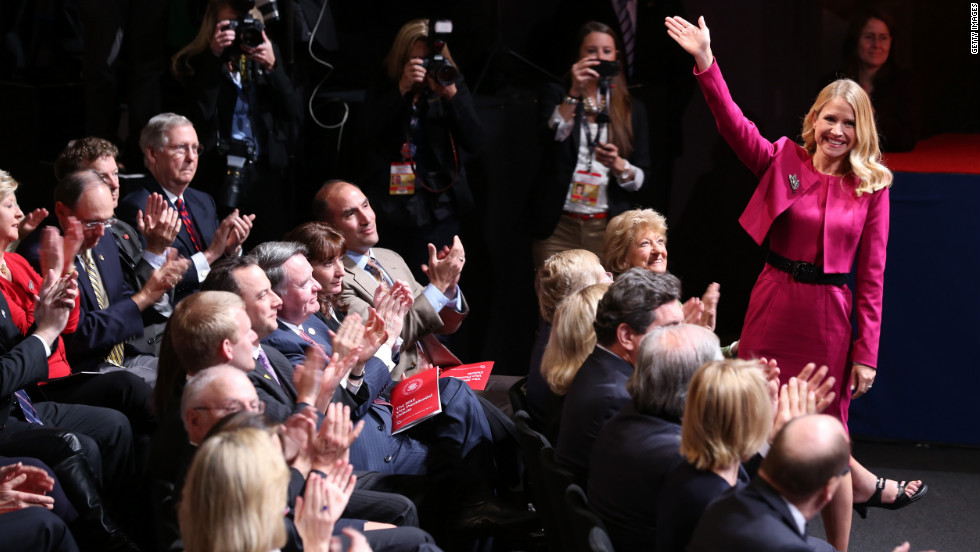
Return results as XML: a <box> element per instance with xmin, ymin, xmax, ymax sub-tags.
<box><xmin>5</xmin><ymin>170</ymin><xmax>156</xmax><ymax>439</ymax></box>
<box><xmin>173</xmin><ymin>368</ymin><xmax>437</xmax><ymax>552</ymax></box>
<box><xmin>527</xmin><ymin>250</ymin><xmax>611</xmax><ymax>428</ymax></box>
<box><xmin>0</xmin><ymin>458</ymin><xmax>80</xmax><ymax>552</ymax></box>
<box><xmin>179</xmin><ymin>426</ymin><xmax>347</xmax><ymax>552</ymax></box>
<box><xmin>602</xmin><ymin>208</ymin><xmax>720</xmax><ymax>329</ymax></box>
<box><xmin>314</xmin><ymin>179</ymin><xmax>467</xmax><ymax>380</ymax></box>
<box><xmin>687</xmin><ymin>415</ymin><xmax>851</xmax><ymax>552</ymax></box>
<box><xmin>117</xmin><ymin>113</ymin><xmax>255</xmax><ymax>302</ymax></box>
<box><xmin>50</xmin><ymin>136</ymin><xmax>182</xmax><ymax>355</ymax></box>
<box><xmin>657</xmin><ymin>360</ymin><xmax>837</xmax><ymax>552</ymax></box>
<box><xmin>0</xmin><ymin>250</ymin><xmax>139</xmax><ymax>550</ymax></box>
<box><xmin>537</xmin><ymin>282</ymin><xmax>608</xmax><ymax>442</ymax></box>
<box><xmin>207</xmin><ymin>409</ymin><xmax>441</xmax><ymax>552</ymax></box>
<box><xmin>46</xmin><ymin>170</ymin><xmax>189</xmax><ymax>385</ymax></box>
<box><xmin>282</xmin><ymin>222</ymin><xmax>413</xmax><ymax>372</ymax></box>
<box><xmin>202</xmin><ymin>255</ymin><xmax>339</xmax><ymax>423</ymax></box>
<box><xmin>249</xmin><ymin>240</ymin><xmax>531</xmax><ymax>538</ymax></box>
<box><xmin>588</xmin><ymin>324</ymin><xmax>719</xmax><ymax>550</ymax></box>
<box><xmin>150</xmin><ymin>289</ymin><xmax>260</xmax><ymax>539</ymax></box>
<box><xmin>555</xmin><ymin>268</ymin><xmax>683</xmax><ymax>482</ymax></box>
<box><xmin>250</xmin><ymin>242</ymin><xmax>494</xmax><ymax>473</ymax></box>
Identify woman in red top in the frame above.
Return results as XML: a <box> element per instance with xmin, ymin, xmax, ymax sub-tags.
<box><xmin>0</xmin><ymin>169</ymin><xmax>153</xmax><ymax>437</ymax></box>
<box><xmin>0</xmin><ymin>170</ymin><xmax>80</xmax><ymax>379</ymax></box>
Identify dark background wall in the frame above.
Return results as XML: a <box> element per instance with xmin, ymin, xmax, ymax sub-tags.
<box><xmin>1</xmin><ymin>0</ymin><xmax>977</xmax><ymax>407</ymax></box>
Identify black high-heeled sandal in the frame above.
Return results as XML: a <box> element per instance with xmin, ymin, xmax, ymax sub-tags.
<box><xmin>853</xmin><ymin>477</ymin><xmax>928</xmax><ymax>519</ymax></box>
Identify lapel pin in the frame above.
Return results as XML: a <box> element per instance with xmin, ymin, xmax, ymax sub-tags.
<box><xmin>28</xmin><ymin>281</ymin><xmax>34</xmax><ymax>291</ymax></box>
<box><xmin>98</xmin><ymin>254</ymin><xmax>105</xmax><ymax>261</ymax></box>
<box><xmin>788</xmin><ymin>174</ymin><xmax>800</xmax><ymax>194</ymax></box>
<box><xmin>1</xmin><ymin>309</ymin><xmax>6</xmax><ymax>318</ymax></box>
<box><xmin>264</xmin><ymin>374</ymin><xmax>271</xmax><ymax>380</ymax></box>
<box><xmin>308</xmin><ymin>328</ymin><xmax>316</xmax><ymax>336</ymax></box>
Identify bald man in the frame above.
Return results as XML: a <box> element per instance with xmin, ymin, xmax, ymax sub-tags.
<box><xmin>688</xmin><ymin>415</ymin><xmax>849</xmax><ymax>552</ymax></box>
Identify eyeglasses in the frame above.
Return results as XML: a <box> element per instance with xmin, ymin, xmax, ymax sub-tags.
<box><xmin>193</xmin><ymin>399</ymin><xmax>265</xmax><ymax>416</ymax></box>
<box><xmin>81</xmin><ymin>217</ymin><xmax>116</xmax><ymax>230</ymax></box>
<box><xmin>165</xmin><ymin>143</ymin><xmax>205</xmax><ymax>157</ymax></box>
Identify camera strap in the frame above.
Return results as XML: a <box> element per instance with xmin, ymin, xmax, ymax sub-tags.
<box><xmin>402</xmin><ymin>97</ymin><xmax>459</xmax><ymax>194</ymax></box>
<box><xmin>404</xmin><ymin>129</ymin><xmax>459</xmax><ymax>193</ymax></box>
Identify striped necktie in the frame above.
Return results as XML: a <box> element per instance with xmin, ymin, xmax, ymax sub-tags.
<box><xmin>82</xmin><ymin>250</ymin><xmax>126</xmax><ymax>366</ymax></box>
<box><xmin>297</xmin><ymin>327</ymin><xmax>327</xmax><ymax>358</ymax></box>
<box><xmin>616</xmin><ymin>0</ymin><xmax>635</xmax><ymax>77</ymax></box>
<box><xmin>175</xmin><ymin>197</ymin><xmax>202</xmax><ymax>252</ymax></box>
<box><xmin>14</xmin><ymin>389</ymin><xmax>43</xmax><ymax>425</ymax></box>
<box><xmin>364</xmin><ymin>257</ymin><xmax>391</xmax><ymax>292</ymax></box>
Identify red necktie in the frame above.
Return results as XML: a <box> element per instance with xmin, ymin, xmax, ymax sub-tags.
<box><xmin>297</xmin><ymin>328</ymin><xmax>327</xmax><ymax>358</ymax></box>
<box><xmin>175</xmin><ymin>198</ymin><xmax>202</xmax><ymax>252</ymax></box>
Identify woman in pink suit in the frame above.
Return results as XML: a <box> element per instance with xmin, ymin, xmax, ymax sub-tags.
<box><xmin>665</xmin><ymin>15</ymin><xmax>925</xmax><ymax>551</ymax></box>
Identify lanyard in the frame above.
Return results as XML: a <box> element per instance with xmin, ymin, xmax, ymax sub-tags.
<box><xmin>582</xmin><ymin>84</ymin><xmax>611</xmax><ymax>172</ymax></box>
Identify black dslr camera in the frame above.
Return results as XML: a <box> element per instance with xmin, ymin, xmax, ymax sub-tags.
<box><xmin>223</xmin><ymin>15</ymin><xmax>265</xmax><ymax>49</ymax></box>
<box><xmin>422</xmin><ymin>19</ymin><xmax>458</xmax><ymax>87</ymax></box>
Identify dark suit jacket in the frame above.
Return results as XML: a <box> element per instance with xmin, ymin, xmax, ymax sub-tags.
<box><xmin>688</xmin><ymin>477</ymin><xmax>814</xmax><ymax>552</ymax></box>
<box><xmin>17</xmin><ymin>217</ymin><xmax>168</xmax><ymax>356</ymax></box>
<box><xmin>655</xmin><ymin>461</ymin><xmax>750</xmax><ymax>552</ymax></box>
<box><xmin>587</xmin><ymin>402</ymin><xmax>683</xmax><ymax>551</ymax></box>
<box><xmin>118</xmin><ymin>176</ymin><xmax>220</xmax><ymax>299</ymax></box>
<box><xmin>250</xmin><ymin>345</ymin><xmax>302</xmax><ymax>424</ymax></box>
<box><xmin>529</xmin><ymin>84</ymin><xmax>651</xmax><ymax>240</ymax></box>
<box><xmin>0</xmin><ymin>291</ymin><xmax>49</xmax><ymax>429</ymax></box>
<box><xmin>554</xmin><ymin>346</ymin><xmax>632</xmax><ymax>482</ymax></box>
<box><xmin>65</xmin><ymin>238</ymin><xmax>145</xmax><ymax>373</ymax></box>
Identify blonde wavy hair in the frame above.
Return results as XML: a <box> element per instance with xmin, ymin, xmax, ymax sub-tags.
<box><xmin>535</xmin><ymin>249</ymin><xmax>605</xmax><ymax>323</ymax></box>
<box><xmin>801</xmin><ymin>79</ymin><xmax>892</xmax><ymax>195</ymax></box>
<box><xmin>602</xmin><ymin>208</ymin><xmax>668</xmax><ymax>276</ymax></box>
<box><xmin>384</xmin><ymin>18</ymin><xmax>457</xmax><ymax>84</ymax></box>
<box><xmin>179</xmin><ymin>427</ymin><xmax>290</xmax><ymax>552</ymax></box>
<box><xmin>0</xmin><ymin>169</ymin><xmax>19</xmax><ymax>202</ymax></box>
<box><xmin>542</xmin><ymin>283</ymin><xmax>609</xmax><ymax>395</ymax></box>
<box><xmin>680</xmin><ymin>359</ymin><xmax>772</xmax><ymax>471</ymax></box>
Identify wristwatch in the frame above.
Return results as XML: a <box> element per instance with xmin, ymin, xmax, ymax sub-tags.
<box><xmin>563</xmin><ymin>95</ymin><xmax>581</xmax><ymax>105</ymax></box>
<box><xmin>617</xmin><ymin>160</ymin><xmax>632</xmax><ymax>181</ymax></box>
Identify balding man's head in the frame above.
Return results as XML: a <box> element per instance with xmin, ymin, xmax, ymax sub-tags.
<box><xmin>762</xmin><ymin>414</ymin><xmax>851</xmax><ymax>511</ymax></box>
<box><xmin>312</xmin><ymin>180</ymin><xmax>378</xmax><ymax>254</ymax></box>
<box><xmin>181</xmin><ymin>366</ymin><xmax>262</xmax><ymax>445</ymax></box>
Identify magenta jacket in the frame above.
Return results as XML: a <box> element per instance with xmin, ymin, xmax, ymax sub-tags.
<box><xmin>695</xmin><ymin>61</ymin><xmax>889</xmax><ymax>368</ymax></box>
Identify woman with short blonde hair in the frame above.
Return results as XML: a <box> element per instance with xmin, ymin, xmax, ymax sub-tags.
<box><xmin>601</xmin><ymin>208</ymin><xmax>668</xmax><ymax>276</ymax></box>
<box><xmin>680</xmin><ymin>360</ymin><xmax>771</xmax><ymax>471</ymax></box>
<box><xmin>179</xmin><ymin>428</ymin><xmax>290</xmax><ymax>552</ymax></box>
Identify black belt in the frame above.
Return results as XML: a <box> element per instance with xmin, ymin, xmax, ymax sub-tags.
<box><xmin>766</xmin><ymin>251</ymin><xmax>848</xmax><ymax>286</ymax></box>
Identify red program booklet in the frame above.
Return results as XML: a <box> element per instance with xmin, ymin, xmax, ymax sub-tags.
<box><xmin>391</xmin><ymin>368</ymin><xmax>442</xmax><ymax>434</ymax></box>
<box><xmin>439</xmin><ymin>361</ymin><xmax>494</xmax><ymax>391</ymax></box>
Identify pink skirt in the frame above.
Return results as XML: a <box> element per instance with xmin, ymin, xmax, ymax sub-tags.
<box><xmin>738</xmin><ymin>264</ymin><xmax>855</xmax><ymax>425</ymax></box>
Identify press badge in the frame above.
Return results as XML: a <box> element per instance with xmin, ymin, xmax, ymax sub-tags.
<box><xmin>390</xmin><ymin>162</ymin><xmax>415</xmax><ymax>195</ymax></box>
<box><xmin>570</xmin><ymin>170</ymin><xmax>601</xmax><ymax>206</ymax></box>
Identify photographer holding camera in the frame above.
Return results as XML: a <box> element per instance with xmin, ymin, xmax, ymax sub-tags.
<box><xmin>363</xmin><ymin>18</ymin><xmax>482</xmax><ymax>281</ymax></box>
<box><xmin>529</xmin><ymin>21</ymin><xmax>651</xmax><ymax>269</ymax></box>
<box><xmin>171</xmin><ymin>0</ymin><xmax>301</xmax><ymax>244</ymax></box>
